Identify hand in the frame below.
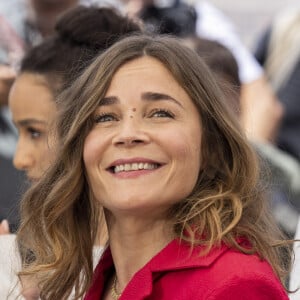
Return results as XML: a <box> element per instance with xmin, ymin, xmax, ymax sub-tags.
<box><xmin>21</xmin><ymin>275</ymin><xmax>40</xmax><ymax>300</ymax></box>
<box><xmin>0</xmin><ymin>219</ymin><xmax>10</xmax><ymax>234</ymax></box>
<box><xmin>22</xmin><ymin>287</ymin><xmax>40</xmax><ymax>300</ymax></box>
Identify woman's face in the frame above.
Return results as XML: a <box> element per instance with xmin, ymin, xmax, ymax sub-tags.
<box><xmin>9</xmin><ymin>72</ymin><xmax>57</xmax><ymax>181</ymax></box>
<box><xmin>83</xmin><ymin>56</ymin><xmax>202</xmax><ymax>217</ymax></box>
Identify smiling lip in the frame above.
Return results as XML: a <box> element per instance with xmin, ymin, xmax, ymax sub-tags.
<box><xmin>107</xmin><ymin>157</ymin><xmax>164</xmax><ymax>178</ymax></box>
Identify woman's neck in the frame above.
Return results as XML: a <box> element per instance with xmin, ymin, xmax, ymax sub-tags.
<box><xmin>107</xmin><ymin>214</ymin><xmax>174</xmax><ymax>292</ymax></box>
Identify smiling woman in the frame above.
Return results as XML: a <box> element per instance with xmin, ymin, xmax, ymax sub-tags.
<box><xmin>17</xmin><ymin>35</ymin><xmax>291</xmax><ymax>300</ymax></box>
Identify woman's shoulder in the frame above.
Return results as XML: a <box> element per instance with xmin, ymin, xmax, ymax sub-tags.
<box><xmin>145</xmin><ymin>241</ymin><xmax>288</xmax><ymax>299</ymax></box>
<box><xmin>193</xmin><ymin>245</ymin><xmax>288</xmax><ymax>299</ymax></box>
<box><xmin>211</xmin><ymin>245</ymin><xmax>275</xmax><ymax>274</ymax></box>
<box><xmin>191</xmin><ymin>243</ymin><xmax>288</xmax><ymax>299</ymax></box>
<box><xmin>150</xmin><ymin>239</ymin><xmax>279</xmax><ymax>276</ymax></box>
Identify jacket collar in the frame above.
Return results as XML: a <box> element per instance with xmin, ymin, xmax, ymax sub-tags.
<box><xmin>85</xmin><ymin>238</ymin><xmax>229</xmax><ymax>299</ymax></box>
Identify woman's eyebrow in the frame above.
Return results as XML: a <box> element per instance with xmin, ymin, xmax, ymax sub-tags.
<box><xmin>16</xmin><ymin>119</ymin><xmax>47</xmax><ymax>126</ymax></box>
<box><xmin>99</xmin><ymin>96</ymin><xmax>119</xmax><ymax>106</ymax></box>
<box><xmin>99</xmin><ymin>92</ymin><xmax>183</xmax><ymax>107</ymax></box>
<box><xmin>141</xmin><ymin>92</ymin><xmax>183</xmax><ymax>108</ymax></box>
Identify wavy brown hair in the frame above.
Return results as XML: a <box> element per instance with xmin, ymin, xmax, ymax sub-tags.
<box><xmin>17</xmin><ymin>34</ymin><xmax>291</xmax><ymax>299</ymax></box>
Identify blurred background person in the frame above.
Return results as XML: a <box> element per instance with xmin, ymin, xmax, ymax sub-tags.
<box><xmin>255</xmin><ymin>6</ymin><xmax>300</xmax><ymax>164</ymax></box>
<box><xmin>254</xmin><ymin>6</ymin><xmax>300</xmax><ymax>230</ymax></box>
<box><xmin>0</xmin><ymin>106</ymin><xmax>24</xmax><ymax>233</ymax></box>
<box><xmin>0</xmin><ymin>11</ymin><xmax>26</xmax><ymax>233</ymax></box>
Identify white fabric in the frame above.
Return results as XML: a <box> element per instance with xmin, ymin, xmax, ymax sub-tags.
<box><xmin>0</xmin><ymin>234</ymin><xmax>23</xmax><ymax>300</ymax></box>
<box><xmin>0</xmin><ymin>233</ymin><xmax>104</xmax><ymax>300</ymax></box>
<box><xmin>195</xmin><ymin>1</ymin><xmax>263</xmax><ymax>84</ymax></box>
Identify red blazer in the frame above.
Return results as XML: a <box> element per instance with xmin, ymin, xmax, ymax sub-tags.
<box><xmin>84</xmin><ymin>239</ymin><xmax>288</xmax><ymax>299</ymax></box>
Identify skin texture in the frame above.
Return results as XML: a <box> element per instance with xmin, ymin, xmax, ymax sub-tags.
<box><xmin>8</xmin><ymin>72</ymin><xmax>57</xmax><ymax>181</ymax></box>
<box><xmin>83</xmin><ymin>56</ymin><xmax>202</xmax><ymax>295</ymax></box>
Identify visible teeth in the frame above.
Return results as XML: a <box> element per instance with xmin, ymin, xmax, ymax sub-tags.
<box><xmin>114</xmin><ymin>163</ymin><xmax>158</xmax><ymax>173</ymax></box>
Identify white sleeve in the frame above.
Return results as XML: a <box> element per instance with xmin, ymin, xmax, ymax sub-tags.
<box><xmin>0</xmin><ymin>234</ymin><xmax>23</xmax><ymax>299</ymax></box>
<box><xmin>195</xmin><ymin>1</ymin><xmax>263</xmax><ymax>83</ymax></box>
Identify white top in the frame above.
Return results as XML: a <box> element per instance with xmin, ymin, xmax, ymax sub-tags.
<box><xmin>0</xmin><ymin>234</ymin><xmax>23</xmax><ymax>299</ymax></box>
<box><xmin>0</xmin><ymin>234</ymin><xmax>104</xmax><ymax>299</ymax></box>
<box><xmin>195</xmin><ymin>1</ymin><xmax>263</xmax><ymax>84</ymax></box>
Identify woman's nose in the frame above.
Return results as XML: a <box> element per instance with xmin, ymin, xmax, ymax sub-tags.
<box><xmin>112</xmin><ymin>117</ymin><xmax>150</xmax><ymax>147</ymax></box>
<box><xmin>13</xmin><ymin>140</ymin><xmax>34</xmax><ymax>171</ymax></box>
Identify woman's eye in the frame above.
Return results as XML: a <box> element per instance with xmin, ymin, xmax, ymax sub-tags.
<box><xmin>94</xmin><ymin>113</ymin><xmax>117</xmax><ymax>123</ymax></box>
<box><xmin>27</xmin><ymin>128</ymin><xmax>42</xmax><ymax>139</ymax></box>
<box><xmin>150</xmin><ymin>109</ymin><xmax>174</xmax><ymax>118</ymax></box>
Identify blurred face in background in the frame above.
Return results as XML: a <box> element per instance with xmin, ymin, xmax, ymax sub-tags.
<box><xmin>9</xmin><ymin>72</ymin><xmax>57</xmax><ymax>181</ymax></box>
